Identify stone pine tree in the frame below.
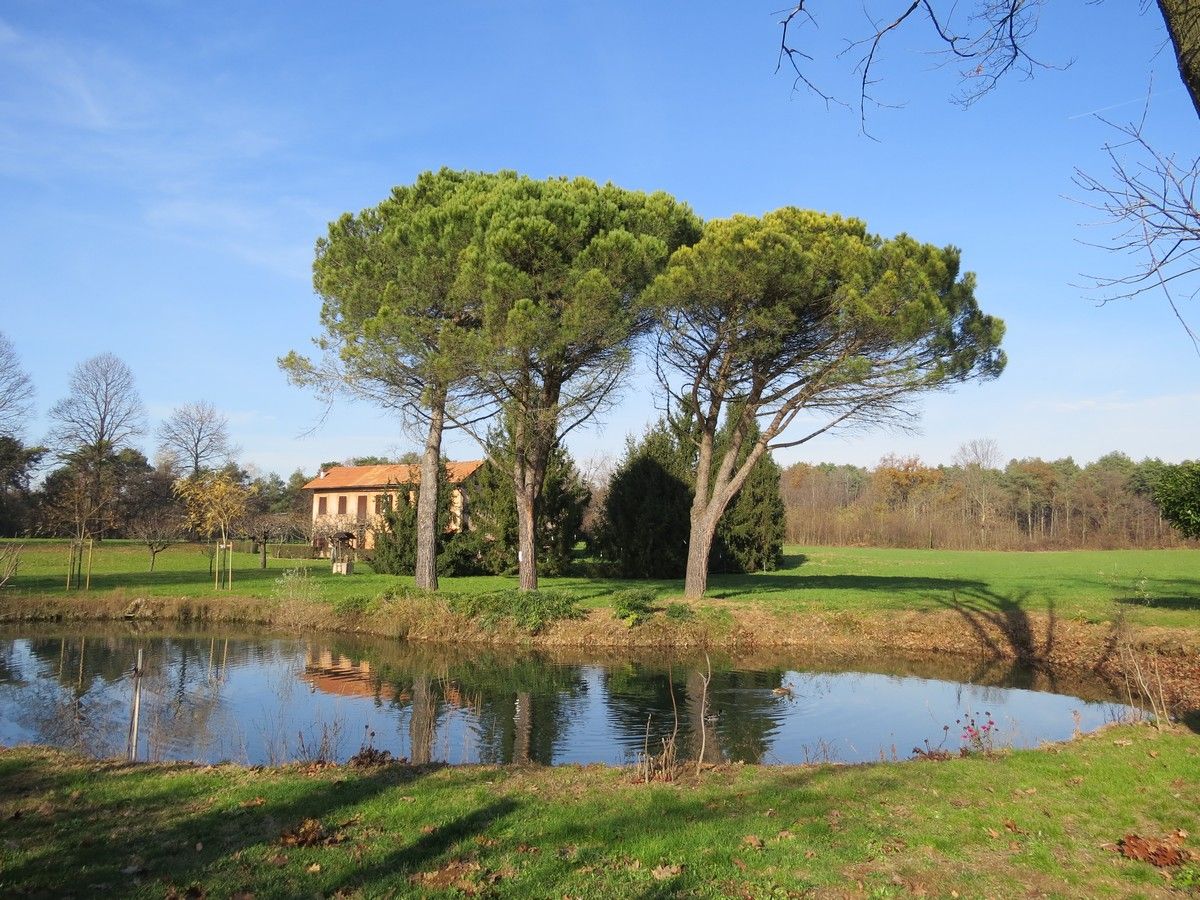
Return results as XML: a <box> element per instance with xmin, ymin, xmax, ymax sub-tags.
<box><xmin>463</xmin><ymin>174</ymin><xmax>701</xmax><ymax>590</ymax></box>
<box><xmin>282</xmin><ymin>169</ymin><xmax>498</xmax><ymax>592</ymax></box>
<box><xmin>645</xmin><ymin>208</ymin><xmax>1006</xmax><ymax>599</ymax></box>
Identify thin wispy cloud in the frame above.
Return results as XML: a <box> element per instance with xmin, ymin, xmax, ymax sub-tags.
<box><xmin>0</xmin><ymin>13</ymin><xmax>314</xmax><ymax>279</ymax></box>
<box><xmin>1066</xmin><ymin>95</ymin><xmax>1150</xmax><ymax>121</ymax></box>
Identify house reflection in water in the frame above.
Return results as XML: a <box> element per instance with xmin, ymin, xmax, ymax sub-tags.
<box><xmin>301</xmin><ymin>648</ymin><xmax>406</xmax><ymax>704</ymax></box>
<box><xmin>300</xmin><ymin>649</ymin><xmax>468</xmax><ymax>764</ymax></box>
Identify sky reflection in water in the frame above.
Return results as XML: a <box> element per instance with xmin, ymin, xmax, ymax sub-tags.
<box><xmin>0</xmin><ymin>626</ymin><xmax>1136</xmax><ymax>766</ymax></box>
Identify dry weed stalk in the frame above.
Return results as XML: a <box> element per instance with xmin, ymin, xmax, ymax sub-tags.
<box><xmin>1117</xmin><ymin>633</ymin><xmax>1170</xmax><ymax>729</ymax></box>
<box><xmin>635</xmin><ymin>669</ymin><xmax>682</xmax><ymax>783</ymax></box>
<box><xmin>0</xmin><ymin>542</ymin><xmax>22</xmax><ymax>588</ymax></box>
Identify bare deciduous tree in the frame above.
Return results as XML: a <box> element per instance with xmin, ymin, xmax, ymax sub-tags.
<box><xmin>954</xmin><ymin>438</ymin><xmax>1003</xmax><ymax>538</ymax></box>
<box><xmin>240</xmin><ymin>510</ymin><xmax>306</xmax><ymax>569</ymax></box>
<box><xmin>47</xmin><ymin>354</ymin><xmax>145</xmax><ymax>462</ymax></box>
<box><xmin>0</xmin><ymin>332</ymin><xmax>34</xmax><ymax>438</ymax></box>
<box><xmin>129</xmin><ymin>509</ymin><xmax>184</xmax><ymax>572</ymax></box>
<box><xmin>45</xmin><ymin>354</ymin><xmax>145</xmax><ymax>539</ymax></box>
<box><xmin>157</xmin><ymin>400</ymin><xmax>235</xmax><ymax>478</ymax></box>
<box><xmin>0</xmin><ymin>542</ymin><xmax>22</xmax><ymax>588</ymax></box>
<box><xmin>778</xmin><ymin>3</ymin><xmax>1198</xmax><ymax>123</ymax></box>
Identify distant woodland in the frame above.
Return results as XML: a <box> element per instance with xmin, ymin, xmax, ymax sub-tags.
<box><xmin>782</xmin><ymin>446</ymin><xmax>1194</xmax><ymax>550</ymax></box>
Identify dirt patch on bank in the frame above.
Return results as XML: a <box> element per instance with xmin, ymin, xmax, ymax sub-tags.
<box><xmin>3</xmin><ymin>592</ymin><xmax>1198</xmax><ymax>716</ymax></box>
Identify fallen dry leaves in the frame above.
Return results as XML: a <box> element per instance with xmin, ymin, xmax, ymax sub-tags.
<box><xmin>409</xmin><ymin>859</ymin><xmax>481</xmax><ymax>893</ymax></box>
<box><xmin>279</xmin><ymin>818</ymin><xmax>346</xmax><ymax>848</ymax></box>
<box><xmin>651</xmin><ymin>863</ymin><xmax>682</xmax><ymax>880</ymax></box>
<box><xmin>1111</xmin><ymin>830</ymin><xmax>1195</xmax><ymax>867</ymax></box>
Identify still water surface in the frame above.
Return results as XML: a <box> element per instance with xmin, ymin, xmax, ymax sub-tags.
<box><xmin>0</xmin><ymin>626</ymin><xmax>1136</xmax><ymax>766</ymax></box>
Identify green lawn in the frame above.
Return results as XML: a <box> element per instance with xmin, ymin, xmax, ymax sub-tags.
<box><xmin>4</xmin><ymin>540</ymin><xmax>1198</xmax><ymax>629</ymax></box>
<box><xmin>1</xmin><ymin>724</ymin><xmax>1197</xmax><ymax>898</ymax></box>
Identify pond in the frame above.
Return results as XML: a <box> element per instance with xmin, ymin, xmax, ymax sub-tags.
<box><xmin>0</xmin><ymin>625</ymin><xmax>1138</xmax><ymax>767</ymax></box>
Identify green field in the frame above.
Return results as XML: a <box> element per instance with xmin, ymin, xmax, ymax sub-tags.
<box><xmin>3</xmin><ymin>540</ymin><xmax>1198</xmax><ymax>630</ymax></box>
<box><xmin>2</xmin><ymin>724</ymin><xmax>1197</xmax><ymax>898</ymax></box>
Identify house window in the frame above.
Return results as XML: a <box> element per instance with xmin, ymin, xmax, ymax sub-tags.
<box><xmin>357</xmin><ymin>495</ymin><xmax>368</xmax><ymax>521</ymax></box>
<box><xmin>337</xmin><ymin>496</ymin><xmax>347</xmax><ymax>515</ymax></box>
<box><xmin>318</xmin><ymin>496</ymin><xmax>327</xmax><ymax>516</ymax></box>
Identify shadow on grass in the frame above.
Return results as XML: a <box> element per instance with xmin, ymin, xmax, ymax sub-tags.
<box><xmin>0</xmin><ymin>754</ymin><xmax>484</xmax><ymax>896</ymax></box>
<box><xmin>1111</xmin><ymin>576</ymin><xmax>1200</xmax><ymax>612</ymax></box>
<box><xmin>930</xmin><ymin>587</ymin><xmax>1069</xmax><ymax>693</ymax></box>
<box><xmin>14</xmin><ymin>564</ymin><xmax>293</xmax><ymax>595</ymax></box>
<box><xmin>329</xmin><ymin>797</ymin><xmax>519</xmax><ymax>895</ymax></box>
<box><xmin>707</xmin><ymin>573</ymin><xmax>989</xmax><ymax>600</ymax></box>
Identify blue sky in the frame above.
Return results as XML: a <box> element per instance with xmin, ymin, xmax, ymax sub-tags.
<box><xmin>1</xmin><ymin>1</ymin><xmax>1196</xmax><ymax>478</ymax></box>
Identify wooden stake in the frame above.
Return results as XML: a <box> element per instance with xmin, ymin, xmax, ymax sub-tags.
<box><xmin>85</xmin><ymin>539</ymin><xmax>93</xmax><ymax>591</ymax></box>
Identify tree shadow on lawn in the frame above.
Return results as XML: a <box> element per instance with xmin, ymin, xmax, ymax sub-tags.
<box><xmin>706</xmin><ymin>573</ymin><xmax>989</xmax><ymax>600</ymax></box>
<box><xmin>930</xmin><ymin>587</ymin><xmax>1068</xmax><ymax>692</ymax></box>
<box><xmin>0</xmin><ymin>754</ymin><xmax>513</xmax><ymax>896</ymax></box>
<box><xmin>929</xmin><ymin>587</ymin><xmax>1158</xmax><ymax>707</ymax></box>
<box><xmin>701</xmin><ymin>545</ymin><xmax>995</xmax><ymax>599</ymax></box>
<box><xmin>1111</xmin><ymin>576</ymin><xmax>1200</xmax><ymax>612</ymax></box>
<box><xmin>14</xmin><ymin>564</ymin><xmax>289</xmax><ymax>595</ymax></box>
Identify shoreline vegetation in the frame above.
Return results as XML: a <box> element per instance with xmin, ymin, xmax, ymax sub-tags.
<box><xmin>2</xmin><ymin>590</ymin><xmax>1200</xmax><ymax>723</ymax></box>
<box><xmin>2</xmin><ymin>542</ymin><xmax>1199</xmax><ymax>718</ymax></box>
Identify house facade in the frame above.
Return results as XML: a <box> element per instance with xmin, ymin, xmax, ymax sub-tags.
<box><xmin>303</xmin><ymin>461</ymin><xmax>484</xmax><ymax>551</ymax></box>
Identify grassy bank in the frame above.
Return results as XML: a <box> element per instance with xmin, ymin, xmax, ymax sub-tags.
<box><xmin>1</xmin><ymin>724</ymin><xmax>1197</xmax><ymax>897</ymax></box>
<box><xmin>5</xmin><ymin>541</ymin><xmax>1200</xmax><ymax>629</ymax></box>
<box><xmin>5</xmin><ymin>541</ymin><xmax>1200</xmax><ymax>718</ymax></box>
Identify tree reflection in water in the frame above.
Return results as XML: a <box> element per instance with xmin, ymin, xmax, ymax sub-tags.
<box><xmin>0</xmin><ymin>626</ymin><xmax>1136</xmax><ymax>766</ymax></box>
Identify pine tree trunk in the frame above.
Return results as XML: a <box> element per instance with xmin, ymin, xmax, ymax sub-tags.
<box><xmin>414</xmin><ymin>391</ymin><xmax>446</xmax><ymax>592</ymax></box>
<box><xmin>683</xmin><ymin>508</ymin><xmax>718</xmax><ymax>600</ymax></box>
<box><xmin>516</xmin><ymin>482</ymin><xmax>538</xmax><ymax>591</ymax></box>
<box><xmin>410</xmin><ymin>675</ymin><xmax>434</xmax><ymax>764</ymax></box>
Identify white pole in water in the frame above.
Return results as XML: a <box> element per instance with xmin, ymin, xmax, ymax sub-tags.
<box><xmin>127</xmin><ymin>648</ymin><xmax>143</xmax><ymax>763</ymax></box>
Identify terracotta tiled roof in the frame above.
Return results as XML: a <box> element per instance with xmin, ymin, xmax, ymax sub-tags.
<box><xmin>303</xmin><ymin>460</ymin><xmax>484</xmax><ymax>491</ymax></box>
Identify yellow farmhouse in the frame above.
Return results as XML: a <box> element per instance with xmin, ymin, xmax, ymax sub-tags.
<box><xmin>303</xmin><ymin>461</ymin><xmax>484</xmax><ymax>551</ymax></box>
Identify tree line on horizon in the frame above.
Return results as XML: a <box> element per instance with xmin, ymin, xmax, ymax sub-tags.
<box><xmin>782</xmin><ymin>443</ymin><xmax>1200</xmax><ymax>551</ymax></box>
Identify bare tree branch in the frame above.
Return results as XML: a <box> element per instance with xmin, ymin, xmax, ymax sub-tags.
<box><xmin>779</xmin><ymin>1</ymin><xmax>1061</xmax><ymax>133</ymax></box>
<box><xmin>1073</xmin><ymin>101</ymin><xmax>1200</xmax><ymax>357</ymax></box>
